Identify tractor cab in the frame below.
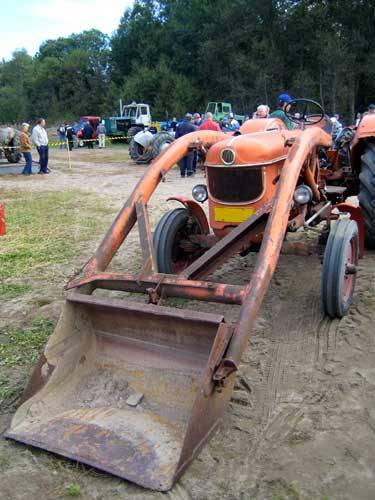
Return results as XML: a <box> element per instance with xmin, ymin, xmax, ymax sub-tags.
<box><xmin>104</xmin><ymin>102</ymin><xmax>152</xmax><ymax>138</ymax></box>
<box><xmin>122</xmin><ymin>102</ymin><xmax>151</xmax><ymax>127</ymax></box>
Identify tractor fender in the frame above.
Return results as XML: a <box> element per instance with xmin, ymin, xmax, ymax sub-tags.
<box><xmin>334</xmin><ymin>202</ymin><xmax>365</xmax><ymax>258</ymax></box>
<box><xmin>167</xmin><ymin>196</ymin><xmax>210</xmax><ymax>234</ymax></box>
<box><xmin>134</xmin><ymin>130</ymin><xmax>154</xmax><ymax>148</ymax></box>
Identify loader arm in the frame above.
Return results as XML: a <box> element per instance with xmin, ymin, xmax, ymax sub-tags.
<box><xmin>214</xmin><ymin>127</ymin><xmax>332</xmax><ymax>382</ymax></box>
<box><xmin>74</xmin><ymin>130</ymin><xmax>227</xmax><ymax>281</ymax></box>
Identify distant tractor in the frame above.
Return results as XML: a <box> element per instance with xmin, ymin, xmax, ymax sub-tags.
<box><xmin>0</xmin><ymin>127</ymin><xmax>21</xmax><ymax>163</ymax></box>
<box><xmin>205</xmin><ymin>101</ymin><xmax>245</xmax><ymax>125</ymax></box>
<box><xmin>104</xmin><ymin>102</ymin><xmax>152</xmax><ymax>141</ymax></box>
<box><xmin>75</xmin><ymin>116</ymin><xmax>101</xmax><ymax>146</ymax></box>
<box><xmin>129</xmin><ymin>129</ymin><xmax>174</xmax><ymax>164</ymax></box>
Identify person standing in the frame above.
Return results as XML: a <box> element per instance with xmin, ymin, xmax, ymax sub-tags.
<box><xmin>32</xmin><ymin>118</ymin><xmax>49</xmax><ymax>174</ymax></box>
<box><xmin>83</xmin><ymin>121</ymin><xmax>94</xmax><ymax>149</ymax></box>
<box><xmin>198</xmin><ymin>112</ymin><xmax>221</xmax><ymax>131</ymax></box>
<box><xmin>57</xmin><ymin>124</ymin><xmax>66</xmax><ymax>148</ymax></box>
<box><xmin>20</xmin><ymin>123</ymin><xmax>33</xmax><ymax>176</ymax></box>
<box><xmin>97</xmin><ymin>121</ymin><xmax>106</xmax><ymax>148</ymax></box>
<box><xmin>226</xmin><ymin>112</ymin><xmax>240</xmax><ymax>131</ymax></box>
<box><xmin>65</xmin><ymin>124</ymin><xmax>74</xmax><ymax>151</ymax></box>
<box><xmin>175</xmin><ymin>113</ymin><xmax>196</xmax><ymax>177</ymax></box>
<box><xmin>192</xmin><ymin>113</ymin><xmax>202</xmax><ymax>127</ymax></box>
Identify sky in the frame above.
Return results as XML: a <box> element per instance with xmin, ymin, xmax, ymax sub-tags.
<box><xmin>0</xmin><ymin>0</ymin><xmax>133</xmax><ymax>61</ymax></box>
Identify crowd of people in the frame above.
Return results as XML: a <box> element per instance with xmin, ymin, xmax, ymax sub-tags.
<box><xmin>174</xmin><ymin>93</ymin><xmax>375</xmax><ymax>178</ymax></box>
<box><xmin>57</xmin><ymin>120</ymin><xmax>107</xmax><ymax>151</ymax></box>
<box><xmin>16</xmin><ymin>94</ymin><xmax>375</xmax><ymax>179</ymax></box>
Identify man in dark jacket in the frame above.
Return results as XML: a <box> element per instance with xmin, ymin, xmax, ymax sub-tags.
<box><xmin>175</xmin><ymin>113</ymin><xmax>197</xmax><ymax>177</ymax></box>
<box><xmin>65</xmin><ymin>124</ymin><xmax>74</xmax><ymax>151</ymax></box>
<box><xmin>83</xmin><ymin>121</ymin><xmax>94</xmax><ymax>149</ymax></box>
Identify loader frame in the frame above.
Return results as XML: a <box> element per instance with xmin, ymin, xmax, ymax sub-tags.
<box><xmin>5</xmin><ymin>127</ymin><xmax>333</xmax><ymax>491</ymax></box>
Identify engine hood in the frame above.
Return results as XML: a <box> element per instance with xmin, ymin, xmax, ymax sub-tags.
<box><xmin>205</xmin><ymin>130</ymin><xmax>291</xmax><ymax>167</ymax></box>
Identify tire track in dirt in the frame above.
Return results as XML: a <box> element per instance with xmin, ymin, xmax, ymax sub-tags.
<box><xmin>248</xmin><ymin>255</ymin><xmax>324</xmax><ymax>453</ymax></box>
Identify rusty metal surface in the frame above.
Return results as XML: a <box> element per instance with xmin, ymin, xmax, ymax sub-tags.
<box><xmin>135</xmin><ymin>199</ymin><xmax>156</xmax><ymax>273</ymax></box>
<box><xmin>181</xmin><ymin>202</ymin><xmax>272</xmax><ymax>280</ymax></box>
<box><xmin>167</xmin><ymin>196</ymin><xmax>210</xmax><ymax>234</ymax></box>
<box><xmin>68</xmin><ymin>272</ymin><xmax>245</xmax><ymax>305</ymax></box>
<box><xmin>5</xmin><ymin>408</ymin><xmax>182</xmax><ymax>491</ymax></box>
<box><xmin>5</xmin><ymin>296</ymin><xmax>227</xmax><ymax>491</ymax></box>
<box><xmin>334</xmin><ymin>202</ymin><xmax>365</xmax><ymax>258</ymax></box>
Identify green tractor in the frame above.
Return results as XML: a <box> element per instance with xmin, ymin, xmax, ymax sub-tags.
<box><xmin>205</xmin><ymin>102</ymin><xmax>245</xmax><ymax>125</ymax></box>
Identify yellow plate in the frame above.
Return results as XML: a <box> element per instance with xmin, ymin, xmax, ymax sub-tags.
<box><xmin>214</xmin><ymin>206</ymin><xmax>255</xmax><ymax>223</ymax></box>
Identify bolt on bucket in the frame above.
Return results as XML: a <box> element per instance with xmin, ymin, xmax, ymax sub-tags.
<box><xmin>4</xmin><ymin>292</ymin><xmax>235</xmax><ymax>491</ymax></box>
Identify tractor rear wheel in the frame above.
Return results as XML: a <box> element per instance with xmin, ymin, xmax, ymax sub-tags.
<box><xmin>129</xmin><ymin>138</ymin><xmax>145</xmax><ymax>161</ymax></box>
<box><xmin>127</xmin><ymin>126</ymin><xmax>142</xmax><ymax>141</ymax></box>
<box><xmin>321</xmin><ymin>218</ymin><xmax>359</xmax><ymax>318</ymax></box>
<box><xmin>358</xmin><ymin>142</ymin><xmax>375</xmax><ymax>248</ymax></box>
<box><xmin>5</xmin><ymin>150</ymin><xmax>21</xmax><ymax>163</ymax></box>
<box><xmin>153</xmin><ymin>208</ymin><xmax>204</xmax><ymax>274</ymax></box>
<box><xmin>151</xmin><ymin>132</ymin><xmax>174</xmax><ymax>160</ymax></box>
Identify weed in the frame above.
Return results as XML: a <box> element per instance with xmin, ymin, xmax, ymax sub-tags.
<box><xmin>65</xmin><ymin>483</ymin><xmax>81</xmax><ymax>497</ymax></box>
<box><xmin>286</xmin><ymin>482</ymin><xmax>303</xmax><ymax>500</ymax></box>
<box><xmin>0</xmin><ymin>378</ymin><xmax>19</xmax><ymax>401</ymax></box>
<box><xmin>0</xmin><ymin>455</ymin><xmax>10</xmax><ymax>468</ymax></box>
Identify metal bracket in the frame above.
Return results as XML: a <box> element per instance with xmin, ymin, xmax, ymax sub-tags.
<box><xmin>136</xmin><ymin>198</ymin><xmax>156</xmax><ymax>274</ymax></box>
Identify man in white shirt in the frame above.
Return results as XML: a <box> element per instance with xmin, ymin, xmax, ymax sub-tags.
<box><xmin>32</xmin><ymin>118</ymin><xmax>50</xmax><ymax>174</ymax></box>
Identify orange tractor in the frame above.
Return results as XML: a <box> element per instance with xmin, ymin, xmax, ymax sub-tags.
<box><xmin>5</xmin><ymin>99</ymin><xmax>375</xmax><ymax>490</ymax></box>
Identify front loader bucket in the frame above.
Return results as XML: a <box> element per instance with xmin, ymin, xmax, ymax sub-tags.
<box><xmin>5</xmin><ymin>293</ymin><xmax>235</xmax><ymax>491</ymax></box>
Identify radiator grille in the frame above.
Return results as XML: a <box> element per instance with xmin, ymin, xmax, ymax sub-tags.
<box><xmin>207</xmin><ymin>166</ymin><xmax>263</xmax><ymax>203</ymax></box>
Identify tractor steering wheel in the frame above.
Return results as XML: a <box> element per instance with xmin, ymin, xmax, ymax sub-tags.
<box><xmin>285</xmin><ymin>98</ymin><xmax>325</xmax><ymax>126</ymax></box>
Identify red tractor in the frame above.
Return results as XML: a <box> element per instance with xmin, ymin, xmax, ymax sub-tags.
<box><xmin>76</xmin><ymin>115</ymin><xmax>101</xmax><ymax>146</ymax></box>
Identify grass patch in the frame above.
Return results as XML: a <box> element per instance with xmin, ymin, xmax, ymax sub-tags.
<box><xmin>0</xmin><ymin>191</ymin><xmax>112</xmax><ymax>280</ymax></box>
<box><xmin>0</xmin><ymin>283</ymin><xmax>32</xmax><ymax>301</ymax></box>
<box><xmin>0</xmin><ymin>318</ymin><xmax>55</xmax><ymax>408</ymax></box>
<box><xmin>0</xmin><ymin>317</ymin><xmax>54</xmax><ymax>368</ymax></box>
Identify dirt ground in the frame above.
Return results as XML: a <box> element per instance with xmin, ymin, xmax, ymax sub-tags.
<box><xmin>1</xmin><ymin>146</ymin><xmax>375</xmax><ymax>500</ymax></box>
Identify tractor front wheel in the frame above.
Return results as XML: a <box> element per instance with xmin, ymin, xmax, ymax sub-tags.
<box><xmin>321</xmin><ymin>218</ymin><xmax>359</xmax><ymax>318</ymax></box>
<box><xmin>358</xmin><ymin>142</ymin><xmax>375</xmax><ymax>248</ymax></box>
<box><xmin>153</xmin><ymin>208</ymin><xmax>205</xmax><ymax>274</ymax></box>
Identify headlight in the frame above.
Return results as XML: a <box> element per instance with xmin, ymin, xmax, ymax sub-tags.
<box><xmin>192</xmin><ymin>184</ymin><xmax>208</xmax><ymax>203</ymax></box>
<box><xmin>293</xmin><ymin>184</ymin><xmax>313</xmax><ymax>205</ymax></box>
